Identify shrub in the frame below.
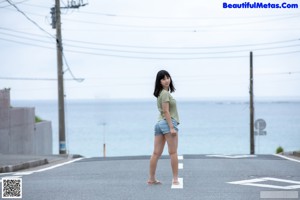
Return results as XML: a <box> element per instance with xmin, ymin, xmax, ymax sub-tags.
<box><xmin>276</xmin><ymin>146</ymin><xmax>284</xmax><ymax>154</ymax></box>
<box><xmin>35</xmin><ymin>116</ymin><xmax>43</xmax><ymax>123</ymax></box>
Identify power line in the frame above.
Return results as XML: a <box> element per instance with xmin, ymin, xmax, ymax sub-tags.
<box><xmin>0</xmin><ymin>31</ymin><xmax>53</xmax><ymax>44</ymax></box>
<box><xmin>60</xmin><ymin>14</ymin><xmax>300</xmax><ymax>30</ymax></box>
<box><xmin>0</xmin><ymin>37</ymin><xmax>54</xmax><ymax>49</ymax></box>
<box><xmin>18</xmin><ymin>2</ymin><xmax>48</xmax><ymax>8</ymax></box>
<box><xmin>64</xmin><ymin>48</ymin><xmax>300</xmax><ymax>60</ymax></box>
<box><xmin>3</xmin><ymin>4</ymin><xmax>300</xmax><ymax>30</ymax></box>
<box><xmin>14</xmin><ymin>2</ymin><xmax>300</xmax><ymax>20</ymax></box>
<box><xmin>2</xmin><ymin>70</ymin><xmax>298</xmax><ymax>82</ymax></box>
<box><xmin>5</xmin><ymin>0</ymin><xmax>55</xmax><ymax>39</ymax></box>
<box><xmin>255</xmin><ymin>71</ymin><xmax>300</xmax><ymax>76</ymax></box>
<box><xmin>0</xmin><ymin>0</ymin><xmax>27</xmax><ymax>8</ymax></box>
<box><xmin>1</xmin><ymin>34</ymin><xmax>299</xmax><ymax>60</ymax></box>
<box><xmin>1</xmin><ymin>2</ymin><xmax>83</xmax><ymax>83</ymax></box>
<box><xmin>1</xmin><ymin>26</ymin><xmax>299</xmax><ymax>50</ymax></box>
<box><xmin>63</xmin><ymin>42</ymin><xmax>300</xmax><ymax>55</ymax></box>
<box><xmin>0</xmin><ymin>77</ymin><xmax>83</xmax><ymax>81</ymax></box>
<box><xmin>62</xmin><ymin>53</ymin><xmax>84</xmax><ymax>82</ymax></box>
<box><xmin>70</xmin><ymin>10</ymin><xmax>300</xmax><ymax>20</ymax></box>
<box><xmin>0</xmin><ymin>27</ymin><xmax>51</xmax><ymax>39</ymax></box>
<box><xmin>64</xmin><ymin>38</ymin><xmax>300</xmax><ymax>50</ymax></box>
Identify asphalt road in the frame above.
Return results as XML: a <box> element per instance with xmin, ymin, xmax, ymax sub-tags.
<box><xmin>1</xmin><ymin>154</ymin><xmax>299</xmax><ymax>200</ymax></box>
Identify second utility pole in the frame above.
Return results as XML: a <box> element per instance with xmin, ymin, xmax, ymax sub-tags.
<box><xmin>55</xmin><ymin>0</ymin><xmax>66</xmax><ymax>154</ymax></box>
<box><xmin>250</xmin><ymin>51</ymin><xmax>255</xmax><ymax>155</ymax></box>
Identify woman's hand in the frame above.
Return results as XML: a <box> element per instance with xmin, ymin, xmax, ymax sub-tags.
<box><xmin>170</xmin><ymin>127</ymin><xmax>177</xmax><ymax>136</ymax></box>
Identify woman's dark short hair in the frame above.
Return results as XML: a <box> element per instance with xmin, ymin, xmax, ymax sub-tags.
<box><xmin>153</xmin><ymin>70</ymin><xmax>176</xmax><ymax>98</ymax></box>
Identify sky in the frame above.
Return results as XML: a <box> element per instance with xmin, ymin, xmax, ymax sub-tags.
<box><xmin>0</xmin><ymin>0</ymin><xmax>300</xmax><ymax>100</ymax></box>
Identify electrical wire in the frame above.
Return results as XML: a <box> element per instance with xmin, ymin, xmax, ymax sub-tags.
<box><xmin>0</xmin><ymin>77</ymin><xmax>82</xmax><ymax>81</ymax></box>
<box><xmin>60</xmin><ymin>14</ymin><xmax>300</xmax><ymax>30</ymax></box>
<box><xmin>3</xmin><ymin>1</ymin><xmax>84</xmax><ymax>83</ymax></box>
<box><xmin>69</xmin><ymin>10</ymin><xmax>300</xmax><ymax>20</ymax></box>
<box><xmin>63</xmin><ymin>38</ymin><xmax>300</xmax><ymax>50</ymax></box>
<box><xmin>63</xmin><ymin>42</ymin><xmax>300</xmax><ymax>55</ymax></box>
<box><xmin>5</xmin><ymin>0</ymin><xmax>55</xmax><ymax>39</ymax></box>
<box><xmin>0</xmin><ymin>0</ymin><xmax>27</xmax><ymax>8</ymax></box>
<box><xmin>1</xmin><ymin>34</ymin><xmax>300</xmax><ymax>60</ymax></box>
<box><xmin>17</xmin><ymin>2</ymin><xmax>300</xmax><ymax>20</ymax></box>
<box><xmin>0</xmin><ymin>31</ymin><xmax>54</xmax><ymax>44</ymax></box>
<box><xmin>63</xmin><ymin>48</ymin><xmax>300</xmax><ymax>60</ymax></box>
<box><xmin>3</xmin><ymin>3</ymin><xmax>300</xmax><ymax>31</ymax></box>
<box><xmin>0</xmin><ymin>37</ymin><xmax>54</xmax><ymax>49</ymax></box>
<box><xmin>62</xmin><ymin>53</ymin><xmax>84</xmax><ymax>82</ymax></box>
<box><xmin>1</xmin><ymin>26</ymin><xmax>299</xmax><ymax>50</ymax></box>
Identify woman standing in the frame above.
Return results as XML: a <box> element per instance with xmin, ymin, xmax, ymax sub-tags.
<box><xmin>148</xmin><ymin>70</ymin><xmax>180</xmax><ymax>185</ymax></box>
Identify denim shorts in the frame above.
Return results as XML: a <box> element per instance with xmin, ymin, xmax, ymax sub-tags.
<box><xmin>154</xmin><ymin>119</ymin><xmax>179</xmax><ymax>136</ymax></box>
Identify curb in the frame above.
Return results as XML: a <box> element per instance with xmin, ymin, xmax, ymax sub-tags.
<box><xmin>0</xmin><ymin>159</ymin><xmax>48</xmax><ymax>173</ymax></box>
<box><xmin>0</xmin><ymin>154</ymin><xmax>83</xmax><ymax>173</ymax></box>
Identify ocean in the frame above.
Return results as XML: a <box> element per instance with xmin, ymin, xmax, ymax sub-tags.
<box><xmin>12</xmin><ymin>99</ymin><xmax>300</xmax><ymax>157</ymax></box>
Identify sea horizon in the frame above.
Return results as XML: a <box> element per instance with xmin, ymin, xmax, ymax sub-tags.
<box><xmin>11</xmin><ymin>96</ymin><xmax>300</xmax><ymax>103</ymax></box>
<box><xmin>10</xmin><ymin>99</ymin><xmax>300</xmax><ymax>157</ymax></box>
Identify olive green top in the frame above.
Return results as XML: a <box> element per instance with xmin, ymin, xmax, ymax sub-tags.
<box><xmin>157</xmin><ymin>89</ymin><xmax>180</xmax><ymax>123</ymax></box>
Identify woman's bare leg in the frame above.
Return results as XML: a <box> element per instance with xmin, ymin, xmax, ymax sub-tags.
<box><xmin>148</xmin><ymin>135</ymin><xmax>166</xmax><ymax>183</ymax></box>
<box><xmin>164</xmin><ymin>133</ymin><xmax>179</xmax><ymax>184</ymax></box>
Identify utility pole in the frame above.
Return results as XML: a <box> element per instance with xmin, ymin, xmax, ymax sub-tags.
<box><xmin>51</xmin><ymin>0</ymin><xmax>88</xmax><ymax>154</ymax></box>
<box><xmin>250</xmin><ymin>51</ymin><xmax>255</xmax><ymax>155</ymax></box>
<box><xmin>55</xmin><ymin>0</ymin><xmax>66</xmax><ymax>154</ymax></box>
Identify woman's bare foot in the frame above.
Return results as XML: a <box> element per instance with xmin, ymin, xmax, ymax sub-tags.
<box><xmin>147</xmin><ymin>179</ymin><xmax>161</xmax><ymax>185</ymax></box>
<box><xmin>172</xmin><ymin>179</ymin><xmax>180</xmax><ymax>185</ymax></box>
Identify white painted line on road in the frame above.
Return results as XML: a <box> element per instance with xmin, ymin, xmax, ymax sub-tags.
<box><xmin>175</xmin><ymin>156</ymin><xmax>183</xmax><ymax>188</ymax></box>
<box><xmin>228</xmin><ymin>177</ymin><xmax>300</xmax><ymax>190</ymax></box>
<box><xmin>1</xmin><ymin>158</ymin><xmax>84</xmax><ymax>180</ymax></box>
<box><xmin>206</xmin><ymin>154</ymin><xmax>257</xmax><ymax>159</ymax></box>
<box><xmin>34</xmin><ymin>158</ymin><xmax>84</xmax><ymax>173</ymax></box>
<box><xmin>0</xmin><ymin>172</ymin><xmax>14</xmax><ymax>176</ymax></box>
<box><xmin>14</xmin><ymin>172</ymin><xmax>33</xmax><ymax>176</ymax></box>
<box><xmin>260</xmin><ymin>191</ymin><xmax>298</xmax><ymax>199</ymax></box>
<box><xmin>273</xmin><ymin>154</ymin><xmax>300</xmax><ymax>163</ymax></box>
<box><xmin>0</xmin><ymin>158</ymin><xmax>84</xmax><ymax>184</ymax></box>
<box><xmin>171</xmin><ymin>178</ymin><xmax>183</xmax><ymax>189</ymax></box>
<box><xmin>178</xmin><ymin>163</ymin><xmax>183</xmax><ymax>169</ymax></box>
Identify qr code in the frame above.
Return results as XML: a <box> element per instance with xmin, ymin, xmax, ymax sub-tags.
<box><xmin>2</xmin><ymin>177</ymin><xmax>22</xmax><ymax>199</ymax></box>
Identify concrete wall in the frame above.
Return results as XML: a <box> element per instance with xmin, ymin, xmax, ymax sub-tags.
<box><xmin>0</xmin><ymin>89</ymin><xmax>52</xmax><ymax>155</ymax></box>
<box><xmin>0</xmin><ymin>89</ymin><xmax>10</xmax><ymax>153</ymax></box>
<box><xmin>34</xmin><ymin>121</ymin><xmax>52</xmax><ymax>155</ymax></box>
<box><xmin>9</xmin><ymin>107</ymin><xmax>35</xmax><ymax>154</ymax></box>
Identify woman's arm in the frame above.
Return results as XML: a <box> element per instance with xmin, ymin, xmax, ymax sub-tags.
<box><xmin>162</xmin><ymin>102</ymin><xmax>177</xmax><ymax>136</ymax></box>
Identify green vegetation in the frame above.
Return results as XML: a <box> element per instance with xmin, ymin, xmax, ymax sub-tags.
<box><xmin>35</xmin><ymin>116</ymin><xmax>43</xmax><ymax>123</ymax></box>
<box><xmin>276</xmin><ymin>146</ymin><xmax>284</xmax><ymax>154</ymax></box>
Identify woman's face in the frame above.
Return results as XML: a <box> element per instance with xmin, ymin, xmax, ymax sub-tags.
<box><xmin>160</xmin><ymin>75</ymin><xmax>171</xmax><ymax>89</ymax></box>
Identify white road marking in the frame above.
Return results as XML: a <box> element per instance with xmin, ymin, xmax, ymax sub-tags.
<box><xmin>171</xmin><ymin>178</ymin><xmax>183</xmax><ymax>189</ymax></box>
<box><xmin>260</xmin><ymin>191</ymin><xmax>298</xmax><ymax>199</ymax></box>
<box><xmin>178</xmin><ymin>155</ymin><xmax>183</xmax><ymax>160</ymax></box>
<box><xmin>14</xmin><ymin>172</ymin><xmax>33</xmax><ymax>176</ymax></box>
<box><xmin>228</xmin><ymin>177</ymin><xmax>300</xmax><ymax>190</ymax></box>
<box><xmin>178</xmin><ymin>163</ymin><xmax>183</xmax><ymax>169</ymax></box>
<box><xmin>273</xmin><ymin>154</ymin><xmax>300</xmax><ymax>163</ymax></box>
<box><xmin>206</xmin><ymin>154</ymin><xmax>257</xmax><ymax>159</ymax></box>
<box><xmin>33</xmin><ymin>158</ymin><xmax>84</xmax><ymax>173</ymax></box>
<box><xmin>0</xmin><ymin>172</ymin><xmax>14</xmax><ymax>176</ymax></box>
<box><xmin>0</xmin><ymin>158</ymin><xmax>83</xmax><ymax>184</ymax></box>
